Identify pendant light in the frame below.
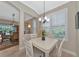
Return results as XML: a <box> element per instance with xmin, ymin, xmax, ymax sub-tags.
<box><xmin>12</xmin><ymin>13</ymin><xmax>15</xmax><ymax>27</ymax></box>
<box><xmin>38</xmin><ymin>0</ymin><xmax>50</xmax><ymax>41</ymax></box>
<box><xmin>38</xmin><ymin>0</ymin><xmax>50</xmax><ymax>23</ymax></box>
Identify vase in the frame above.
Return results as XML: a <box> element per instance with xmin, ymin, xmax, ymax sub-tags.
<box><xmin>42</xmin><ymin>30</ymin><xmax>46</xmax><ymax>41</ymax></box>
<box><xmin>42</xmin><ymin>36</ymin><xmax>45</xmax><ymax>41</ymax></box>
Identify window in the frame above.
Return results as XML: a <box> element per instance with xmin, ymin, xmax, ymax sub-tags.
<box><xmin>44</xmin><ymin>8</ymin><xmax>68</xmax><ymax>39</ymax></box>
<box><xmin>0</xmin><ymin>24</ymin><xmax>16</xmax><ymax>35</ymax></box>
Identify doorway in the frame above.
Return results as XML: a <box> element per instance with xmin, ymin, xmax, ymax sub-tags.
<box><xmin>0</xmin><ymin>24</ymin><xmax>19</xmax><ymax>51</ymax></box>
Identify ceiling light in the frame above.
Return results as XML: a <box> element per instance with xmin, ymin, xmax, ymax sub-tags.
<box><xmin>28</xmin><ymin>24</ymin><xmax>31</xmax><ymax>28</ymax></box>
<box><xmin>12</xmin><ymin>13</ymin><xmax>15</xmax><ymax>26</ymax></box>
<box><xmin>44</xmin><ymin>16</ymin><xmax>47</xmax><ymax>20</ymax></box>
<box><xmin>39</xmin><ymin>18</ymin><xmax>42</xmax><ymax>22</ymax></box>
<box><xmin>47</xmin><ymin>18</ymin><xmax>50</xmax><ymax>22</ymax></box>
<box><xmin>38</xmin><ymin>1</ymin><xmax>50</xmax><ymax>23</ymax></box>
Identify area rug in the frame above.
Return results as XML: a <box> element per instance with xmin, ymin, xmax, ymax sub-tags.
<box><xmin>0</xmin><ymin>39</ymin><xmax>19</xmax><ymax>51</ymax></box>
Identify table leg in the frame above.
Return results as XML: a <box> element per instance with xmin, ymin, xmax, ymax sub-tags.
<box><xmin>45</xmin><ymin>52</ymin><xmax>49</xmax><ymax>57</ymax></box>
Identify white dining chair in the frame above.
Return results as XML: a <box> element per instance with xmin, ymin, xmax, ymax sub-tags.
<box><xmin>25</xmin><ymin>40</ymin><xmax>34</xmax><ymax>57</ymax></box>
<box><xmin>24</xmin><ymin>34</ymin><xmax>31</xmax><ymax>41</ymax></box>
<box><xmin>30</xmin><ymin>34</ymin><xmax>37</xmax><ymax>39</ymax></box>
<box><xmin>56</xmin><ymin>38</ymin><xmax>65</xmax><ymax>57</ymax></box>
<box><xmin>49</xmin><ymin>38</ymin><xmax>65</xmax><ymax>57</ymax></box>
<box><xmin>47</xmin><ymin>32</ymin><xmax>54</xmax><ymax>39</ymax></box>
<box><xmin>23</xmin><ymin>36</ymin><xmax>34</xmax><ymax>57</ymax></box>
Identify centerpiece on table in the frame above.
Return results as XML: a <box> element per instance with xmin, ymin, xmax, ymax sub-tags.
<box><xmin>39</xmin><ymin>17</ymin><xmax>50</xmax><ymax>41</ymax></box>
<box><xmin>42</xmin><ymin>30</ymin><xmax>46</xmax><ymax>41</ymax></box>
<box><xmin>38</xmin><ymin>1</ymin><xmax>50</xmax><ymax>41</ymax></box>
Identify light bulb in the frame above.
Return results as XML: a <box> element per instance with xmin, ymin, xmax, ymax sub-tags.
<box><xmin>39</xmin><ymin>18</ymin><xmax>42</xmax><ymax>21</ymax></box>
<box><xmin>44</xmin><ymin>16</ymin><xmax>47</xmax><ymax>20</ymax></box>
<box><xmin>28</xmin><ymin>24</ymin><xmax>31</xmax><ymax>28</ymax></box>
<box><xmin>47</xmin><ymin>18</ymin><xmax>50</xmax><ymax>22</ymax></box>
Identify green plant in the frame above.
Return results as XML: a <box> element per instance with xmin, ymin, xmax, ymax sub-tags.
<box><xmin>42</xmin><ymin>30</ymin><xmax>46</xmax><ymax>37</ymax></box>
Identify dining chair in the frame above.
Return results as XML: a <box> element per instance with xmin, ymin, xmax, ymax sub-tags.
<box><xmin>47</xmin><ymin>32</ymin><xmax>54</xmax><ymax>38</ymax></box>
<box><xmin>24</xmin><ymin>34</ymin><xmax>31</xmax><ymax>41</ymax></box>
<box><xmin>23</xmin><ymin>36</ymin><xmax>34</xmax><ymax>57</ymax></box>
<box><xmin>24</xmin><ymin>40</ymin><xmax>34</xmax><ymax>57</ymax></box>
<box><xmin>24</xmin><ymin>34</ymin><xmax>34</xmax><ymax>57</ymax></box>
<box><xmin>30</xmin><ymin>34</ymin><xmax>37</xmax><ymax>39</ymax></box>
<box><xmin>49</xmin><ymin>38</ymin><xmax>65</xmax><ymax>57</ymax></box>
<box><xmin>56</xmin><ymin>38</ymin><xmax>65</xmax><ymax>57</ymax></box>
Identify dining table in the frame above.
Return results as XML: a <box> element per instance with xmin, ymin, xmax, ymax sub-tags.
<box><xmin>30</xmin><ymin>37</ymin><xmax>58</xmax><ymax>57</ymax></box>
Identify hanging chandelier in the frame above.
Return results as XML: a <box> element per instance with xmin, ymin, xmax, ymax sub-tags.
<box><xmin>38</xmin><ymin>0</ymin><xmax>50</xmax><ymax>41</ymax></box>
<box><xmin>38</xmin><ymin>1</ymin><xmax>50</xmax><ymax>23</ymax></box>
<box><xmin>12</xmin><ymin>13</ymin><xmax>15</xmax><ymax>26</ymax></box>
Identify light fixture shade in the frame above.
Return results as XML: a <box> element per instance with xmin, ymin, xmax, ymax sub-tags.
<box><xmin>47</xmin><ymin>18</ymin><xmax>50</xmax><ymax>22</ymax></box>
<box><xmin>12</xmin><ymin>13</ymin><xmax>15</xmax><ymax>27</ymax></box>
<box><xmin>28</xmin><ymin>24</ymin><xmax>31</xmax><ymax>28</ymax></box>
<box><xmin>44</xmin><ymin>16</ymin><xmax>47</xmax><ymax>20</ymax></box>
<box><xmin>39</xmin><ymin>18</ymin><xmax>42</xmax><ymax>22</ymax></box>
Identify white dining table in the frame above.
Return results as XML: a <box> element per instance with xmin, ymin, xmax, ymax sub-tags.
<box><xmin>30</xmin><ymin>37</ymin><xmax>58</xmax><ymax>57</ymax></box>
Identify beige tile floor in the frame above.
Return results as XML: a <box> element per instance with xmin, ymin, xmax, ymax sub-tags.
<box><xmin>0</xmin><ymin>45</ymin><xmax>74</xmax><ymax>57</ymax></box>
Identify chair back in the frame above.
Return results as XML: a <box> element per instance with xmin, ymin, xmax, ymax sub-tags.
<box><xmin>24</xmin><ymin>34</ymin><xmax>31</xmax><ymax>41</ymax></box>
<box><xmin>57</xmin><ymin>38</ymin><xmax>65</xmax><ymax>57</ymax></box>
<box><xmin>30</xmin><ymin>34</ymin><xmax>37</xmax><ymax>39</ymax></box>
<box><xmin>25</xmin><ymin>40</ymin><xmax>33</xmax><ymax>57</ymax></box>
<box><xmin>47</xmin><ymin>32</ymin><xmax>54</xmax><ymax>38</ymax></box>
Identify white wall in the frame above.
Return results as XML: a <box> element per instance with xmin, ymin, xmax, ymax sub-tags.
<box><xmin>75</xmin><ymin>2</ymin><xmax>79</xmax><ymax>56</ymax></box>
<box><xmin>63</xmin><ymin>2</ymin><xmax>77</xmax><ymax>55</ymax></box>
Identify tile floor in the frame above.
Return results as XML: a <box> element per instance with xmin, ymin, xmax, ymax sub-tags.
<box><xmin>0</xmin><ymin>45</ymin><xmax>74</xmax><ymax>57</ymax></box>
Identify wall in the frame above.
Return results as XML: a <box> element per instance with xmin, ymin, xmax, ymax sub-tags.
<box><xmin>75</xmin><ymin>2</ymin><xmax>79</xmax><ymax>56</ymax></box>
<box><xmin>62</xmin><ymin>2</ymin><xmax>77</xmax><ymax>56</ymax></box>
<box><xmin>25</xmin><ymin>20</ymin><xmax>33</xmax><ymax>33</ymax></box>
<box><xmin>25</xmin><ymin>19</ymin><xmax>38</xmax><ymax>34</ymax></box>
<box><xmin>0</xmin><ymin>19</ymin><xmax>19</xmax><ymax>25</ymax></box>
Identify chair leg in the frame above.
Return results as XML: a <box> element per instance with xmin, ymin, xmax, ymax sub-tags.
<box><xmin>56</xmin><ymin>44</ymin><xmax>59</xmax><ymax>57</ymax></box>
<box><xmin>42</xmin><ymin>52</ymin><xmax>45</xmax><ymax>57</ymax></box>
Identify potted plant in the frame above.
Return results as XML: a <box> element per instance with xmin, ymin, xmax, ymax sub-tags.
<box><xmin>42</xmin><ymin>30</ymin><xmax>46</xmax><ymax>41</ymax></box>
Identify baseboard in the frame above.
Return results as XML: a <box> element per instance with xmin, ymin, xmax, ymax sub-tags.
<box><xmin>62</xmin><ymin>48</ymin><xmax>77</xmax><ymax>57</ymax></box>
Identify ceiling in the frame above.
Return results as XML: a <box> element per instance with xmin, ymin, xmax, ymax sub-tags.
<box><xmin>20</xmin><ymin>1</ymin><xmax>69</xmax><ymax>15</ymax></box>
<box><xmin>0</xmin><ymin>1</ymin><xmax>69</xmax><ymax>22</ymax></box>
<box><xmin>0</xmin><ymin>2</ymin><xmax>32</xmax><ymax>22</ymax></box>
<box><xmin>0</xmin><ymin>2</ymin><xmax>19</xmax><ymax>21</ymax></box>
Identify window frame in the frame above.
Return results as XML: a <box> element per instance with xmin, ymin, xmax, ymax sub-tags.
<box><xmin>44</xmin><ymin>8</ymin><xmax>68</xmax><ymax>40</ymax></box>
